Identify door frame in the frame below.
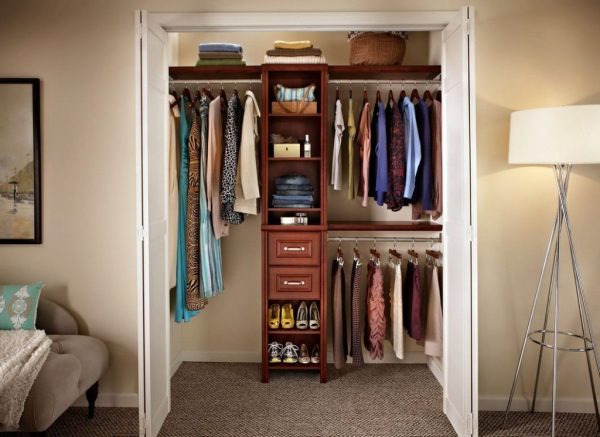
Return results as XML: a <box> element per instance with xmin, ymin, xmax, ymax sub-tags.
<box><xmin>135</xmin><ymin>7</ymin><xmax>478</xmax><ymax>436</ymax></box>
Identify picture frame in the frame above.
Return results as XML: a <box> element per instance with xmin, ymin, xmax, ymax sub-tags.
<box><xmin>0</xmin><ymin>78</ymin><xmax>41</xmax><ymax>244</ymax></box>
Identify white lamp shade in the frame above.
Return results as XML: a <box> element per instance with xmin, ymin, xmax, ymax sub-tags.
<box><xmin>508</xmin><ymin>105</ymin><xmax>600</xmax><ymax>164</ymax></box>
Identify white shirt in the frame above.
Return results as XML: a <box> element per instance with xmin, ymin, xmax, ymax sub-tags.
<box><xmin>331</xmin><ymin>98</ymin><xmax>345</xmax><ymax>190</ymax></box>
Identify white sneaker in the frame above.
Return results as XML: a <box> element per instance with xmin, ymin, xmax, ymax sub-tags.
<box><xmin>281</xmin><ymin>341</ymin><xmax>299</xmax><ymax>364</ymax></box>
<box><xmin>268</xmin><ymin>341</ymin><xmax>283</xmax><ymax>363</ymax></box>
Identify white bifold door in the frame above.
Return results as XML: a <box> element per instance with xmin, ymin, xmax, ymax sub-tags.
<box><xmin>135</xmin><ymin>10</ymin><xmax>171</xmax><ymax>437</ymax></box>
<box><xmin>442</xmin><ymin>6</ymin><xmax>478</xmax><ymax>437</ymax></box>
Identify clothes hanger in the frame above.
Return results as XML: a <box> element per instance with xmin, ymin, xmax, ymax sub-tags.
<box><xmin>375</xmin><ymin>82</ymin><xmax>381</xmax><ymax>103</ymax></box>
<box><xmin>353</xmin><ymin>239</ymin><xmax>360</xmax><ymax>262</ymax></box>
<box><xmin>399</xmin><ymin>82</ymin><xmax>406</xmax><ymax>100</ymax></box>
<box><xmin>182</xmin><ymin>84</ymin><xmax>193</xmax><ymax>103</ymax></box>
<box><xmin>201</xmin><ymin>81</ymin><xmax>214</xmax><ymax>100</ymax></box>
<box><xmin>369</xmin><ymin>239</ymin><xmax>380</xmax><ymax>262</ymax></box>
<box><xmin>387</xmin><ymin>81</ymin><xmax>395</xmax><ymax>106</ymax></box>
<box><xmin>388</xmin><ymin>239</ymin><xmax>402</xmax><ymax>262</ymax></box>
<box><xmin>219</xmin><ymin>82</ymin><xmax>227</xmax><ymax>100</ymax></box>
<box><xmin>423</xmin><ymin>81</ymin><xmax>432</xmax><ymax>103</ymax></box>
<box><xmin>435</xmin><ymin>90</ymin><xmax>442</xmax><ymax>102</ymax></box>
<box><xmin>336</xmin><ymin>239</ymin><xmax>344</xmax><ymax>266</ymax></box>
<box><xmin>349</xmin><ymin>83</ymin><xmax>352</xmax><ymax>99</ymax></box>
<box><xmin>169</xmin><ymin>88</ymin><xmax>179</xmax><ymax>108</ymax></box>
<box><xmin>410</xmin><ymin>82</ymin><xmax>420</xmax><ymax>103</ymax></box>
<box><xmin>362</xmin><ymin>84</ymin><xmax>368</xmax><ymax>106</ymax></box>
<box><xmin>233</xmin><ymin>81</ymin><xmax>238</xmax><ymax>97</ymax></box>
<box><xmin>335</xmin><ymin>82</ymin><xmax>340</xmax><ymax>101</ymax></box>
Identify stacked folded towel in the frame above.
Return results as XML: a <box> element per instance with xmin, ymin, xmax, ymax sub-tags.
<box><xmin>264</xmin><ymin>41</ymin><xmax>326</xmax><ymax>64</ymax></box>
<box><xmin>196</xmin><ymin>43</ymin><xmax>246</xmax><ymax>66</ymax></box>
<box><xmin>273</xmin><ymin>175</ymin><xmax>315</xmax><ymax>208</ymax></box>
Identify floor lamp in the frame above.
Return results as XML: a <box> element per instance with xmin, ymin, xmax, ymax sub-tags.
<box><xmin>504</xmin><ymin>105</ymin><xmax>600</xmax><ymax>436</ymax></box>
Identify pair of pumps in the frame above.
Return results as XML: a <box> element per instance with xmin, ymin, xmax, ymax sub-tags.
<box><xmin>268</xmin><ymin>301</ymin><xmax>320</xmax><ymax>330</ymax></box>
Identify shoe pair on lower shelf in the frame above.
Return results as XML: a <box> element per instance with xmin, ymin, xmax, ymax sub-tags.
<box><xmin>268</xmin><ymin>302</ymin><xmax>320</xmax><ymax>330</ymax></box>
<box><xmin>268</xmin><ymin>341</ymin><xmax>320</xmax><ymax>364</ymax></box>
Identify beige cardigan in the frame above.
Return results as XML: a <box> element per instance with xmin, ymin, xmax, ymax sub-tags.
<box><xmin>207</xmin><ymin>96</ymin><xmax>229</xmax><ymax>239</ymax></box>
<box><xmin>234</xmin><ymin>90</ymin><xmax>261</xmax><ymax>215</ymax></box>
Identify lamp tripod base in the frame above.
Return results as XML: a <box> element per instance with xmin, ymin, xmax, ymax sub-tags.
<box><xmin>503</xmin><ymin>164</ymin><xmax>600</xmax><ymax>436</ymax></box>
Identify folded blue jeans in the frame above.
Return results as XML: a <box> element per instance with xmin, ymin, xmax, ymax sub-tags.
<box><xmin>272</xmin><ymin>194</ymin><xmax>314</xmax><ymax>203</ymax></box>
<box><xmin>272</xmin><ymin>203</ymin><xmax>314</xmax><ymax>208</ymax></box>
<box><xmin>275</xmin><ymin>175</ymin><xmax>311</xmax><ymax>186</ymax></box>
<box><xmin>275</xmin><ymin>184</ymin><xmax>314</xmax><ymax>192</ymax></box>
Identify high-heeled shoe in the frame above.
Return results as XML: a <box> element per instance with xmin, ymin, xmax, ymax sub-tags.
<box><xmin>296</xmin><ymin>301</ymin><xmax>308</xmax><ymax>329</ymax></box>
<box><xmin>311</xmin><ymin>344</ymin><xmax>320</xmax><ymax>364</ymax></box>
<box><xmin>268</xmin><ymin>304</ymin><xmax>281</xmax><ymax>329</ymax></box>
<box><xmin>299</xmin><ymin>344</ymin><xmax>310</xmax><ymax>364</ymax></box>
<box><xmin>309</xmin><ymin>302</ymin><xmax>320</xmax><ymax>330</ymax></box>
<box><xmin>281</xmin><ymin>303</ymin><xmax>294</xmax><ymax>329</ymax></box>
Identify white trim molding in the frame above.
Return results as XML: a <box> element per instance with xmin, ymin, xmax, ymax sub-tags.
<box><xmin>151</xmin><ymin>11</ymin><xmax>456</xmax><ymax>32</ymax></box>
<box><xmin>480</xmin><ymin>396</ymin><xmax>597</xmax><ymax>414</ymax></box>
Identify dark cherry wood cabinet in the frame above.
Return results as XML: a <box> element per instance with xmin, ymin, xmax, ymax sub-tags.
<box><xmin>261</xmin><ymin>64</ymin><xmax>328</xmax><ymax>383</ymax></box>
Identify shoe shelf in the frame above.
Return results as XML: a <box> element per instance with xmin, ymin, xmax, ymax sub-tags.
<box><xmin>268</xmin><ymin>363</ymin><xmax>320</xmax><ymax>370</ymax></box>
<box><xmin>268</xmin><ymin>329</ymin><xmax>320</xmax><ymax>335</ymax></box>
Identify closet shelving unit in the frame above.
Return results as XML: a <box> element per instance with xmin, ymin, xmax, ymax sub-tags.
<box><xmin>169</xmin><ymin>63</ymin><xmax>444</xmax><ymax>384</ymax></box>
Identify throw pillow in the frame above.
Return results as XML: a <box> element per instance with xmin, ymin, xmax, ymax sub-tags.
<box><xmin>0</xmin><ymin>282</ymin><xmax>44</xmax><ymax>330</ymax></box>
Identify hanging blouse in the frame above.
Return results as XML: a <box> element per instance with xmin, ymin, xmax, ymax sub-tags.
<box><xmin>384</xmin><ymin>101</ymin><xmax>405</xmax><ymax>211</ymax></box>
<box><xmin>402</xmin><ymin>96</ymin><xmax>421</xmax><ymax>201</ymax></box>
<box><xmin>221</xmin><ymin>94</ymin><xmax>245</xmax><ymax>225</ymax></box>
<box><xmin>200</xmin><ymin>97</ymin><xmax>224</xmax><ymax>297</ymax></box>
<box><xmin>412</xmin><ymin>99</ymin><xmax>433</xmax><ymax>219</ymax></box>
<box><xmin>427</xmin><ymin>100</ymin><xmax>443</xmax><ymax>219</ymax></box>
<box><xmin>356</xmin><ymin>102</ymin><xmax>371</xmax><ymax>207</ymax></box>
<box><xmin>374</xmin><ymin>101</ymin><xmax>388</xmax><ymax>206</ymax></box>
<box><xmin>185</xmin><ymin>106</ymin><xmax>208</xmax><ymax>311</ymax></box>
<box><xmin>331</xmin><ymin>98</ymin><xmax>345</xmax><ymax>191</ymax></box>
<box><xmin>168</xmin><ymin>95</ymin><xmax>179</xmax><ymax>290</ymax></box>
<box><xmin>207</xmin><ymin>96</ymin><xmax>230</xmax><ymax>239</ymax></box>
<box><xmin>367</xmin><ymin>102</ymin><xmax>378</xmax><ymax>199</ymax></box>
<box><xmin>347</xmin><ymin>97</ymin><xmax>356</xmax><ymax>200</ymax></box>
<box><xmin>175</xmin><ymin>96</ymin><xmax>200</xmax><ymax>322</ymax></box>
<box><xmin>234</xmin><ymin>90</ymin><xmax>261</xmax><ymax>215</ymax></box>
<box><xmin>364</xmin><ymin>259</ymin><xmax>385</xmax><ymax>360</ymax></box>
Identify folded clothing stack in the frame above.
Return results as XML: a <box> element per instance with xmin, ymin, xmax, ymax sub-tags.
<box><xmin>264</xmin><ymin>40</ymin><xmax>327</xmax><ymax>64</ymax></box>
<box><xmin>273</xmin><ymin>175</ymin><xmax>315</xmax><ymax>208</ymax></box>
<box><xmin>196</xmin><ymin>43</ymin><xmax>246</xmax><ymax>66</ymax></box>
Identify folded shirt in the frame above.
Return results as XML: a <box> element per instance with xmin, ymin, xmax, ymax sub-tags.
<box><xmin>198</xmin><ymin>43</ymin><xmax>243</xmax><ymax>54</ymax></box>
<box><xmin>274</xmin><ymin>40</ymin><xmax>312</xmax><ymax>49</ymax></box>
<box><xmin>276</xmin><ymin>190</ymin><xmax>315</xmax><ymax>196</ymax></box>
<box><xmin>264</xmin><ymin>55</ymin><xmax>327</xmax><ymax>64</ymax></box>
<box><xmin>198</xmin><ymin>52</ymin><xmax>243</xmax><ymax>60</ymax></box>
<box><xmin>195</xmin><ymin>59</ymin><xmax>247</xmax><ymax>67</ymax></box>
<box><xmin>273</xmin><ymin>194</ymin><xmax>314</xmax><ymax>203</ymax></box>
<box><xmin>266</xmin><ymin>48</ymin><xmax>323</xmax><ymax>57</ymax></box>
<box><xmin>275</xmin><ymin>175</ymin><xmax>311</xmax><ymax>186</ymax></box>
<box><xmin>272</xmin><ymin>203</ymin><xmax>314</xmax><ymax>209</ymax></box>
<box><xmin>276</xmin><ymin>184</ymin><xmax>314</xmax><ymax>192</ymax></box>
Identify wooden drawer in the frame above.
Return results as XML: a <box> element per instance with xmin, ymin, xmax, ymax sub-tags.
<box><xmin>268</xmin><ymin>267</ymin><xmax>320</xmax><ymax>300</ymax></box>
<box><xmin>268</xmin><ymin>232</ymin><xmax>321</xmax><ymax>266</ymax></box>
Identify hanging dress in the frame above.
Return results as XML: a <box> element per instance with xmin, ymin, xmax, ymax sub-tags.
<box><xmin>332</xmin><ymin>258</ymin><xmax>348</xmax><ymax>369</ymax></box>
<box><xmin>175</xmin><ymin>96</ymin><xmax>200</xmax><ymax>322</ymax></box>
<box><xmin>200</xmin><ymin>97</ymin><xmax>224</xmax><ymax>297</ymax></box>
<box><xmin>186</xmin><ymin>104</ymin><xmax>207</xmax><ymax>311</ymax></box>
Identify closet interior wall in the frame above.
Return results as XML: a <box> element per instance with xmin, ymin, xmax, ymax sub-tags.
<box><xmin>169</xmin><ymin>30</ymin><xmax>437</xmax><ymax>371</ymax></box>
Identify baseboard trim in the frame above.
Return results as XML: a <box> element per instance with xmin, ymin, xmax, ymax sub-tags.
<box><xmin>480</xmin><ymin>396</ymin><xmax>597</xmax><ymax>413</ymax></box>
<box><xmin>72</xmin><ymin>392</ymin><xmax>138</xmax><ymax>408</ymax></box>
<box><xmin>427</xmin><ymin>356</ymin><xmax>443</xmax><ymax>387</ymax></box>
<box><xmin>170</xmin><ymin>350</ymin><xmax>184</xmax><ymax>377</ymax></box>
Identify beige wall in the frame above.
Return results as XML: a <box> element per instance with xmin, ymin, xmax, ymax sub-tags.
<box><xmin>1</xmin><ymin>0</ymin><xmax>599</xmax><ymax>409</ymax></box>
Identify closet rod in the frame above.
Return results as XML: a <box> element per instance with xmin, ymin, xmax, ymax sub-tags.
<box><xmin>327</xmin><ymin>235</ymin><xmax>442</xmax><ymax>243</ymax></box>
<box><xmin>328</xmin><ymin>79</ymin><xmax>440</xmax><ymax>85</ymax></box>
<box><xmin>169</xmin><ymin>79</ymin><xmax>262</xmax><ymax>84</ymax></box>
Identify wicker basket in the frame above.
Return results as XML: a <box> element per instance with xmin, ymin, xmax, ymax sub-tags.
<box><xmin>349</xmin><ymin>32</ymin><xmax>406</xmax><ymax>66</ymax></box>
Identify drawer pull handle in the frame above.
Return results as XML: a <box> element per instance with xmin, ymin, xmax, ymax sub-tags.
<box><xmin>283</xmin><ymin>280</ymin><xmax>305</xmax><ymax>286</ymax></box>
<box><xmin>283</xmin><ymin>246</ymin><xmax>305</xmax><ymax>252</ymax></box>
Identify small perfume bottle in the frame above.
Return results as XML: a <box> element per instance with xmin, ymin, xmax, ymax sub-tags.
<box><xmin>303</xmin><ymin>134</ymin><xmax>312</xmax><ymax>158</ymax></box>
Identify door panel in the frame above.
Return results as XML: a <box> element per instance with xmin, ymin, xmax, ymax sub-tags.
<box><xmin>137</xmin><ymin>10</ymin><xmax>170</xmax><ymax>437</ymax></box>
<box><xmin>442</xmin><ymin>6</ymin><xmax>476</xmax><ymax>436</ymax></box>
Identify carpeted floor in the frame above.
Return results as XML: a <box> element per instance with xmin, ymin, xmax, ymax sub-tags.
<box><xmin>16</xmin><ymin>362</ymin><xmax>600</xmax><ymax>436</ymax></box>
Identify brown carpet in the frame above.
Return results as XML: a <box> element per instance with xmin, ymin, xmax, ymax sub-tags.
<box><xmin>12</xmin><ymin>362</ymin><xmax>599</xmax><ymax>436</ymax></box>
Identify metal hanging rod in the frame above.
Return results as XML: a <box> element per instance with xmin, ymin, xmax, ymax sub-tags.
<box><xmin>327</xmin><ymin>235</ymin><xmax>442</xmax><ymax>243</ymax></box>
<box><xmin>169</xmin><ymin>79</ymin><xmax>262</xmax><ymax>85</ymax></box>
<box><xmin>328</xmin><ymin>79</ymin><xmax>440</xmax><ymax>85</ymax></box>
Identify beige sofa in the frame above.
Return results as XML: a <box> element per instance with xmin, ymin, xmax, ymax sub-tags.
<box><xmin>1</xmin><ymin>298</ymin><xmax>109</xmax><ymax>433</ymax></box>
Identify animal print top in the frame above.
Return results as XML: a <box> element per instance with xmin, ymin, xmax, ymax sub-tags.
<box><xmin>220</xmin><ymin>94</ymin><xmax>245</xmax><ymax>225</ymax></box>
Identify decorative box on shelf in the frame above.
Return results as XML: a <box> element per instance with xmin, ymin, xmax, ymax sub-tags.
<box><xmin>274</xmin><ymin>143</ymin><xmax>301</xmax><ymax>158</ymax></box>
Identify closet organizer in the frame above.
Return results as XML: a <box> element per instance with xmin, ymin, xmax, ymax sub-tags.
<box><xmin>169</xmin><ymin>63</ymin><xmax>443</xmax><ymax>384</ymax></box>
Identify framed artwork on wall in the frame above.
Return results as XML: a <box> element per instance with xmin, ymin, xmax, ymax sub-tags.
<box><xmin>0</xmin><ymin>78</ymin><xmax>41</xmax><ymax>244</ymax></box>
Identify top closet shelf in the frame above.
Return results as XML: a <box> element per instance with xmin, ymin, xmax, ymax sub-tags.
<box><xmin>327</xmin><ymin>221</ymin><xmax>443</xmax><ymax>232</ymax></box>
<box><xmin>169</xmin><ymin>66</ymin><xmax>262</xmax><ymax>80</ymax></box>
<box><xmin>328</xmin><ymin>65</ymin><xmax>441</xmax><ymax>81</ymax></box>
